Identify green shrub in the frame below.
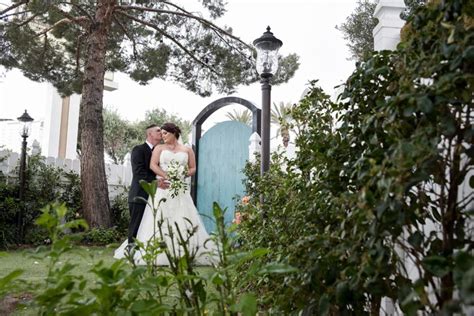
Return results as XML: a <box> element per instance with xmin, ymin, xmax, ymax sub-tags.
<box><xmin>81</xmin><ymin>227</ymin><xmax>121</xmax><ymax>245</ymax></box>
<box><xmin>110</xmin><ymin>189</ymin><xmax>129</xmax><ymax>234</ymax></box>
<box><xmin>0</xmin><ymin>154</ymin><xmax>82</xmax><ymax>248</ymax></box>
<box><xmin>236</xmin><ymin>0</ymin><xmax>474</xmax><ymax>314</ymax></box>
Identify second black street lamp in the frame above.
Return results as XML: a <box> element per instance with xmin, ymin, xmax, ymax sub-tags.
<box><xmin>17</xmin><ymin>109</ymin><xmax>34</xmax><ymax>240</ymax></box>
<box><xmin>253</xmin><ymin>26</ymin><xmax>282</xmax><ymax>176</ymax></box>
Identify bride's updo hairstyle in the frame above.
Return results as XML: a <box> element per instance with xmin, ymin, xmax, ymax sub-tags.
<box><xmin>161</xmin><ymin>122</ymin><xmax>181</xmax><ymax>139</ymax></box>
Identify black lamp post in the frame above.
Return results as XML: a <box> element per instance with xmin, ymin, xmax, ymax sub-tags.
<box><xmin>17</xmin><ymin>109</ymin><xmax>33</xmax><ymax>240</ymax></box>
<box><xmin>253</xmin><ymin>26</ymin><xmax>282</xmax><ymax>176</ymax></box>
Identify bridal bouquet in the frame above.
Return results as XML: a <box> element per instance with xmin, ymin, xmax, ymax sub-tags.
<box><xmin>166</xmin><ymin>160</ymin><xmax>188</xmax><ymax>198</ymax></box>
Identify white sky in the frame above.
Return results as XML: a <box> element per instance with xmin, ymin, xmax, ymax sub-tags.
<box><xmin>0</xmin><ymin>0</ymin><xmax>357</xmax><ymax>126</ymax></box>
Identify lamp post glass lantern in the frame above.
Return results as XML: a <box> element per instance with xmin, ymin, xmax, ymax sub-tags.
<box><xmin>17</xmin><ymin>109</ymin><xmax>33</xmax><ymax>241</ymax></box>
<box><xmin>253</xmin><ymin>26</ymin><xmax>282</xmax><ymax>176</ymax></box>
<box><xmin>254</xmin><ymin>26</ymin><xmax>282</xmax><ymax>77</ymax></box>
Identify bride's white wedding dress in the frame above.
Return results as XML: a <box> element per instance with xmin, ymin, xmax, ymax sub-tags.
<box><xmin>114</xmin><ymin>150</ymin><xmax>216</xmax><ymax>265</ymax></box>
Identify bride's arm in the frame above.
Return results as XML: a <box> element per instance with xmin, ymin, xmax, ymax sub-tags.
<box><xmin>187</xmin><ymin>147</ymin><xmax>196</xmax><ymax>177</ymax></box>
<box><xmin>150</xmin><ymin>147</ymin><xmax>167</xmax><ymax>179</ymax></box>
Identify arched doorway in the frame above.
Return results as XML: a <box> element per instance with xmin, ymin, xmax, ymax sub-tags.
<box><xmin>192</xmin><ymin>97</ymin><xmax>260</xmax><ymax>231</ymax></box>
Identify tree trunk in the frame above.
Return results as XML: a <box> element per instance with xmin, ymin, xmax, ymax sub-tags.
<box><xmin>79</xmin><ymin>0</ymin><xmax>115</xmax><ymax>228</ymax></box>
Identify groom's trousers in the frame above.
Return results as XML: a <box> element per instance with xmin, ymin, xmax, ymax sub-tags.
<box><xmin>128</xmin><ymin>202</ymin><xmax>147</xmax><ymax>243</ymax></box>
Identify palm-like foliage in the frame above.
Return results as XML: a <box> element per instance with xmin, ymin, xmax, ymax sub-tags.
<box><xmin>271</xmin><ymin>102</ymin><xmax>294</xmax><ymax>147</ymax></box>
<box><xmin>225</xmin><ymin>109</ymin><xmax>252</xmax><ymax>126</ymax></box>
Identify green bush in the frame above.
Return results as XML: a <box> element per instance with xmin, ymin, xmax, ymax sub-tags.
<box><xmin>110</xmin><ymin>189</ymin><xmax>130</xmax><ymax>235</ymax></box>
<box><xmin>236</xmin><ymin>0</ymin><xmax>473</xmax><ymax>314</ymax></box>
<box><xmin>81</xmin><ymin>227</ymin><xmax>122</xmax><ymax>245</ymax></box>
<box><xmin>0</xmin><ymin>154</ymin><xmax>82</xmax><ymax>248</ymax></box>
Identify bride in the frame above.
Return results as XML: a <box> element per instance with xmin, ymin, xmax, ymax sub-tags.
<box><xmin>114</xmin><ymin>122</ymin><xmax>215</xmax><ymax>265</ymax></box>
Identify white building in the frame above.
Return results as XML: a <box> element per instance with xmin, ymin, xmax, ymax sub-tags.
<box><xmin>0</xmin><ymin>72</ymin><xmax>118</xmax><ymax>159</ymax></box>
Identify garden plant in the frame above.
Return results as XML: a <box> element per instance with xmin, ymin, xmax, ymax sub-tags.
<box><xmin>236</xmin><ymin>0</ymin><xmax>473</xmax><ymax>314</ymax></box>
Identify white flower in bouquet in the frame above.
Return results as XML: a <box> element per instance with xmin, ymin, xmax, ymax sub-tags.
<box><xmin>166</xmin><ymin>160</ymin><xmax>188</xmax><ymax>198</ymax></box>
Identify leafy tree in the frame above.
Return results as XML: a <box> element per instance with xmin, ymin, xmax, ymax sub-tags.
<box><xmin>102</xmin><ymin>106</ymin><xmax>136</xmax><ymax>164</ymax></box>
<box><xmin>401</xmin><ymin>0</ymin><xmax>426</xmax><ymax>20</ymax></box>
<box><xmin>337</xmin><ymin>0</ymin><xmax>426</xmax><ymax>61</ymax></box>
<box><xmin>225</xmin><ymin>109</ymin><xmax>251</xmax><ymax>126</ymax></box>
<box><xmin>138</xmin><ymin>107</ymin><xmax>192</xmax><ymax>143</ymax></box>
<box><xmin>0</xmin><ymin>0</ymin><xmax>299</xmax><ymax>227</ymax></box>
<box><xmin>336</xmin><ymin>0</ymin><xmax>378</xmax><ymax>61</ymax></box>
<box><xmin>103</xmin><ymin>107</ymin><xmax>193</xmax><ymax>164</ymax></box>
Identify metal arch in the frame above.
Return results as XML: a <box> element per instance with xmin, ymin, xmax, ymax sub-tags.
<box><xmin>191</xmin><ymin>96</ymin><xmax>261</xmax><ymax>202</ymax></box>
<box><xmin>192</xmin><ymin>96</ymin><xmax>261</xmax><ymax>135</ymax></box>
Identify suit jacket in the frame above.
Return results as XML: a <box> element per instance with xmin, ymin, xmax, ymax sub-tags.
<box><xmin>128</xmin><ymin>143</ymin><xmax>156</xmax><ymax>204</ymax></box>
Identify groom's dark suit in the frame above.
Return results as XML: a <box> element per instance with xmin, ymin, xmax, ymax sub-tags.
<box><xmin>128</xmin><ymin>142</ymin><xmax>156</xmax><ymax>243</ymax></box>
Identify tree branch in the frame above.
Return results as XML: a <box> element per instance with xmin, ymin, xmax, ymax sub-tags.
<box><xmin>116</xmin><ymin>10</ymin><xmax>221</xmax><ymax>76</ymax></box>
<box><xmin>34</xmin><ymin>18</ymin><xmax>74</xmax><ymax>37</ymax></box>
<box><xmin>116</xmin><ymin>5</ymin><xmax>252</xmax><ymax>50</ymax></box>
<box><xmin>0</xmin><ymin>10</ymin><xmax>31</xmax><ymax>19</ymax></box>
<box><xmin>112</xmin><ymin>13</ymin><xmax>138</xmax><ymax>58</ymax></box>
<box><xmin>52</xmin><ymin>7</ymin><xmax>90</xmax><ymax>29</ymax></box>
<box><xmin>75</xmin><ymin>32</ymin><xmax>87</xmax><ymax>76</ymax></box>
<box><xmin>12</xmin><ymin>11</ymin><xmax>43</xmax><ymax>27</ymax></box>
<box><xmin>0</xmin><ymin>0</ymin><xmax>28</xmax><ymax>17</ymax></box>
<box><xmin>59</xmin><ymin>1</ymin><xmax>94</xmax><ymax>22</ymax></box>
<box><xmin>159</xmin><ymin>0</ymin><xmax>192</xmax><ymax>14</ymax></box>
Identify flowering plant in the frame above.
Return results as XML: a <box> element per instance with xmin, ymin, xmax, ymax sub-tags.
<box><xmin>166</xmin><ymin>160</ymin><xmax>188</xmax><ymax>198</ymax></box>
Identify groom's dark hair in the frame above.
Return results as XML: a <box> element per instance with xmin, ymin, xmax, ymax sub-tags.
<box><xmin>146</xmin><ymin>124</ymin><xmax>158</xmax><ymax>130</ymax></box>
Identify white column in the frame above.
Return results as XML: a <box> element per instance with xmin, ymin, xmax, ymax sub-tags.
<box><xmin>64</xmin><ymin>94</ymin><xmax>81</xmax><ymax>159</ymax></box>
<box><xmin>42</xmin><ymin>72</ymin><xmax>118</xmax><ymax>160</ymax></box>
<box><xmin>373</xmin><ymin>0</ymin><xmax>406</xmax><ymax>51</ymax></box>
<box><xmin>42</xmin><ymin>84</ymin><xmax>63</xmax><ymax>158</ymax></box>
<box><xmin>248</xmin><ymin>132</ymin><xmax>261</xmax><ymax>163</ymax></box>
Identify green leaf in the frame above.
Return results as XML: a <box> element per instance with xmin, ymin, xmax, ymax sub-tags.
<box><xmin>258</xmin><ymin>263</ymin><xmax>298</xmax><ymax>274</ymax></box>
<box><xmin>431</xmin><ymin>206</ymin><xmax>442</xmax><ymax>221</ymax></box>
<box><xmin>139</xmin><ymin>180</ymin><xmax>157</xmax><ymax>199</ymax></box>
<box><xmin>460</xmin><ymin>267</ymin><xmax>474</xmax><ymax>304</ymax></box>
<box><xmin>463</xmin><ymin>45</ymin><xmax>474</xmax><ymax>60</ymax></box>
<box><xmin>234</xmin><ymin>293</ymin><xmax>257</xmax><ymax>316</ymax></box>
<box><xmin>319</xmin><ymin>294</ymin><xmax>330</xmax><ymax>315</ymax></box>
<box><xmin>335</xmin><ymin>281</ymin><xmax>351</xmax><ymax>305</ymax></box>
<box><xmin>0</xmin><ymin>269</ymin><xmax>23</xmax><ymax>289</ymax></box>
<box><xmin>422</xmin><ymin>256</ymin><xmax>450</xmax><ymax>277</ymax></box>
<box><xmin>417</xmin><ymin>96</ymin><xmax>433</xmax><ymax>113</ymax></box>
<box><xmin>403</xmin><ymin>105</ymin><xmax>415</xmax><ymax>117</ymax></box>
<box><xmin>407</xmin><ymin>231</ymin><xmax>423</xmax><ymax>249</ymax></box>
<box><xmin>210</xmin><ymin>272</ymin><xmax>225</xmax><ymax>286</ymax></box>
<box><xmin>212</xmin><ymin>202</ymin><xmax>224</xmax><ymax>220</ymax></box>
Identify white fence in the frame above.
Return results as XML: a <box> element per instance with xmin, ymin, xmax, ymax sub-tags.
<box><xmin>0</xmin><ymin>150</ymin><xmax>132</xmax><ymax>199</ymax></box>
<box><xmin>0</xmin><ymin>134</ymin><xmax>292</xmax><ymax>200</ymax></box>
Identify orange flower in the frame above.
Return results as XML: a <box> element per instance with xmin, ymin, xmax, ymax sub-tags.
<box><xmin>241</xmin><ymin>196</ymin><xmax>250</xmax><ymax>205</ymax></box>
<box><xmin>232</xmin><ymin>212</ymin><xmax>242</xmax><ymax>225</ymax></box>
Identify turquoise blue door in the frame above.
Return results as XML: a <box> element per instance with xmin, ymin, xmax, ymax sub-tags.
<box><xmin>196</xmin><ymin>121</ymin><xmax>252</xmax><ymax>232</ymax></box>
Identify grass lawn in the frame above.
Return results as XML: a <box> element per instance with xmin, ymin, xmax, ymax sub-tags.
<box><xmin>1</xmin><ymin>245</ymin><xmax>215</xmax><ymax>315</ymax></box>
<box><xmin>0</xmin><ymin>245</ymin><xmax>120</xmax><ymax>315</ymax></box>
<box><xmin>0</xmin><ymin>245</ymin><xmax>118</xmax><ymax>285</ymax></box>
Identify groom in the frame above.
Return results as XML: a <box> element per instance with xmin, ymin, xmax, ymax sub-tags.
<box><xmin>128</xmin><ymin>124</ymin><xmax>164</xmax><ymax>245</ymax></box>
